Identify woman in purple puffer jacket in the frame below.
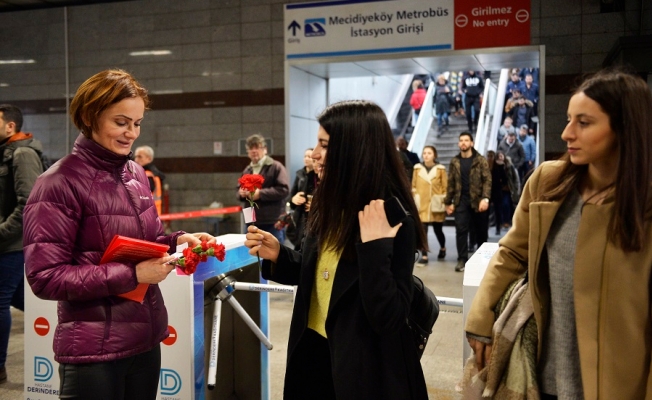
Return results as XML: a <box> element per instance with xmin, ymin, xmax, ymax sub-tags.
<box><xmin>23</xmin><ymin>69</ymin><xmax>215</xmax><ymax>400</ymax></box>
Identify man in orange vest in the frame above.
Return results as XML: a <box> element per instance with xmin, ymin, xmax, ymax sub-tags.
<box><xmin>134</xmin><ymin>145</ymin><xmax>165</xmax><ymax>215</ymax></box>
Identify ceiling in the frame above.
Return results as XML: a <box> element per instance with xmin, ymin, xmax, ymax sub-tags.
<box><xmin>0</xmin><ymin>0</ymin><xmax>131</xmax><ymax>13</ymax></box>
<box><xmin>290</xmin><ymin>48</ymin><xmax>540</xmax><ymax>79</ymax></box>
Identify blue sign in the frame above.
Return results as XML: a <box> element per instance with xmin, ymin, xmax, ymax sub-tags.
<box><xmin>160</xmin><ymin>369</ymin><xmax>182</xmax><ymax>396</ymax></box>
<box><xmin>34</xmin><ymin>357</ymin><xmax>53</xmax><ymax>382</ymax></box>
<box><xmin>305</xmin><ymin>18</ymin><xmax>326</xmax><ymax>36</ymax></box>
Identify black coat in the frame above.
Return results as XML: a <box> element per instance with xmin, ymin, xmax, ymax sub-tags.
<box><xmin>261</xmin><ymin>217</ymin><xmax>427</xmax><ymax>400</ymax></box>
<box><xmin>288</xmin><ymin>168</ymin><xmax>317</xmax><ymax>247</ymax></box>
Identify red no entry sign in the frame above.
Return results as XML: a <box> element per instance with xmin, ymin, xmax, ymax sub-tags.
<box><xmin>34</xmin><ymin>317</ymin><xmax>50</xmax><ymax>336</ymax></box>
<box><xmin>163</xmin><ymin>325</ymin><xmax>178</xmax><ymax>346</ymax></box>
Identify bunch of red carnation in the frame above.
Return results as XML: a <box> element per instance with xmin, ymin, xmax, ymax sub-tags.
<box><xmin>175</xmin><ymin>241</ymin><xmax>226</xmax><ymax>275</ymax></box>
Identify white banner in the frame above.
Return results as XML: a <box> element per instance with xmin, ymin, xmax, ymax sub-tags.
<box><xmin>285</xmin><ymin>0</ymin><xmax>454</xmax><ymax>59</ymax></box>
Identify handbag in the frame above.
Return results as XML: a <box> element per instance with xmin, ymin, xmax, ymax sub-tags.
<box><xmin>429</xmin><ymin>169</ymin><xmax>446</xmax><ymax>213</ymax></box>
<box><xmin>430</xmin><ymin>194</ymin><xmax>446</xmax><ymax>213</ymax></box>
<box><xmin>407</xmin><ymin>275</ymin><xmax>439</xmax><ymax>358</ymax></box>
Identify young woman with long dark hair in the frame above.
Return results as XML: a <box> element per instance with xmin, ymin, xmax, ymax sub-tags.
<box><xmin>465</xmin><ymin>69</ymin><xmax>652</xmax><ymax>398</ymax></box>
<box><xmin>245</xmin><ymin>100</ymin><xmax>429</xmax><ymax>399</ymax></box>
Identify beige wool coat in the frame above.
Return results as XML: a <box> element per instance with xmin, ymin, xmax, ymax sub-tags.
<box><xmin>466</xmin><ymin>161</ymin><xmax>652</xmax><ymax>399</ymax></box>
<box><xmin>411</xmin><ymin>163</ymin><xmax>447</xmax><ymax>223</ymax></box>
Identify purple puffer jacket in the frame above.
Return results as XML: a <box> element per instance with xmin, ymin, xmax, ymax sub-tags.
<box><xmin>23</xmin><ymin>134</ymin><xmax>184</xmax><ymax>364</ymax></box>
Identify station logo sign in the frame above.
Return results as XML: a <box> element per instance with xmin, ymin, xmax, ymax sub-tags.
<box><xmin>160</xmin><ymin>369</ymin><xmax>182</xmax><ymax>396</ymax></box>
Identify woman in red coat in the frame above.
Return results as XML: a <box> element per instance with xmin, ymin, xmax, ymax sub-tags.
<box><xmin>410</xmin><ymin>82</ymin><xmax>427</xmax><ymax>122</ymax></box>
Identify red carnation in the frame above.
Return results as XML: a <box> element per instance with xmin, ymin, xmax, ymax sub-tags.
<box><xmin>238</xmin><ymin>174</ymin><xmax>265</xmax><ymax>193</ymax></box>
<box><xmin>174</xmin><ymin>241</ymin><xmax>227</xmax><ymax>275</ymax></box>
<box><xmin>181</xmin><ymin>247</ymin><xmax>201</xmax><ymax>274</ymax></box>
<box><xmin>206</xmin><ymin>242</ymin><xmax>226</xmax><ymax>262</ymax></box>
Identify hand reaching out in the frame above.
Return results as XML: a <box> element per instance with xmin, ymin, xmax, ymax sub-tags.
<box><xmin>177</xmin><ymin>232</ymin><xmax>216</xmax><ymax>248</ymax></box>
<box><xmin>244</xmin><ymin>225</ymin><xmax>280</xmax><ymax>263</ymax></box>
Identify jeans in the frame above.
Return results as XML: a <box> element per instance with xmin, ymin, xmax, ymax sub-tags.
<box><xmin>0</xmin><ymin>251</ymin><xmax>24</xmax><ymax>367</ymax></box>
<box><xmin>437</xmin><ymin>112</ymin><xmax>449</xmax><ymax>128</ymax></box>
<box><xmin>465</xmin><ymin>95</ymin><xmax>481</xmax><ymax>131</ymax></box>
<box><xmin>501</xmin><ymin>193</ymin><xmax>514</xmax><ymax>226</ymax></box>
<box><xmin>59</xmin><ymin>345</ymin><xmax>161</xmax><ymax>400</ymax></box>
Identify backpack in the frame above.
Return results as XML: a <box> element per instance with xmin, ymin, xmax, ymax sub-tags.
<box><xmin>408</xmin><ymin>275</ymin><xmax>440</xmax><ymax>358</ymax></box>
<box><xmin>39</xmin><ymin>153</ymin><xmax>51</xmax><ymax>172</ymax></box>
<box><xmin>4</xmin><ymin>145</ymin><xmax>50</xmax><ymax>173</ymax></box>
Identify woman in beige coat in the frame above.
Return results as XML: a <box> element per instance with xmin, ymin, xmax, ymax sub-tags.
<box><xmin>466</xmin><ymin>69</ymin><xmax>652</xmax><ymax>399</ymax></box>
<box><xmin>412</xmin><ymin>145</ymin><xmax>447</xmax><ymax>265</ymax></box>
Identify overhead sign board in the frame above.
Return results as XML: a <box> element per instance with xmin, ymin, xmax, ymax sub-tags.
<box><xmin>454</xmin><ymin>0</ymin><xmax>530</xmax><ymax>49</ymax></box>
<box><xmin>285</xmin><ymin>0</ymin><xmax>530</xmax><ymax>59</ymax></box>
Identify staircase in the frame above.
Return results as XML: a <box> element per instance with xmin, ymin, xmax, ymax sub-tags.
<box><xmin>423</xmin><ymin>110</ymin><xmax>468</xmax><ymax>170</ymax></box>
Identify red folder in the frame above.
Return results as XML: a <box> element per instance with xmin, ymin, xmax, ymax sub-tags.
<box><xmin>100</xmin><ymin>235</ymin><xmax>170</xmax><ymax>303</ymax></box>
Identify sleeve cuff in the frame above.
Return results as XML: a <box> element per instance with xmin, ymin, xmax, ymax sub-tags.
<box><xmin>466</xmin><ymin>332</ymin><xmax>492</xmax><ymax>344</ymax></box>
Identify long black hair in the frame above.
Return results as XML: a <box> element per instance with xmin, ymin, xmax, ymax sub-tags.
<box><xmin>307</xmin><ymin>100</ymin><xmax>428</xmax><ymax>258</ymax></box>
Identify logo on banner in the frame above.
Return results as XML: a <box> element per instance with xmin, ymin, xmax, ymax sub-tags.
<box><xmin>34</xmin><ymin>317</ymin><xmax>50</xmax><ymax>336</ymax></box>
<box><xmin>160</xmin><ymin>369</ymin><xmax>182</xmax><ymax>395</ymax></box>
<box><xmin>455</xmin><ymin>14</ymin><xmax>468</xmax><ymax>27</ymax></box>
<box><xmin>304</xmin><ymin>18</ymin><xmax>326</xmax><ymax>37</ymax></box>
<box><xmin>162</xmin><ymin>325</ymin><xmax>177</xmax><ymax>346</ymax></box>
<box><xmin>34</xmin><ymin>357</ymin><xmax>53</xmax><ymax>382</ymax></box>
<box><xmin>515</xmin><ymin>9</ymin><xmax>529</xmax><ymax>23</ymax></box>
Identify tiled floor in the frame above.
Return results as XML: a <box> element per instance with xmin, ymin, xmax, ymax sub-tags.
<box><xmin>1</xmin><ymin>226</ymin><xmax>505</xmax><ymax>399</ymax></box>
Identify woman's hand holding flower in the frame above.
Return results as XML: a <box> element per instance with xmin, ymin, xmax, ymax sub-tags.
<box><xmin>245</xmin><ymin>225</ymin><xmax>280</xmax><ymax>263</ymax></box>
<box><xmin>136</xmin><ymin>255</ymin><xmax>177</xmax><ymax>284</ymax></box>
<box><xmin>358</xmin><ymin>200</ymin><xmax>402</xmax><ymax>243</ymax></box>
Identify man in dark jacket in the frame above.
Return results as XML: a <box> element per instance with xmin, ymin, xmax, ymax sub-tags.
<box><xmin>238</xmin><ymin>134</ymin><xmax>290</xmax><ymax>243</ymax></box>
<box><xmin>444</xmin><ymin>132</ymin><xmax>491</xmax><ymax>272</ymax></box>
<box><xmin>0</xmin><ymin>104</ymin><xmax>44</xmax><ymax>382</ymax></box>
<box><xmin>497</xmin><ymin>131</ymin><xmax>526</xmax><ymax>172</ymax></box>
<box><xmin>461</xmin><ymin>71</ymin><xmax>485</xmax><ymax>132</ymax></box>
<box><xmin>396</xmin><ymin>136</ymin><xmax>419</xmax><ymax>166</ymax></box>
<box><xmin>509</xmin><ymin>97</ymin><xmax>535</xmax><ymax>133</ymax></box>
